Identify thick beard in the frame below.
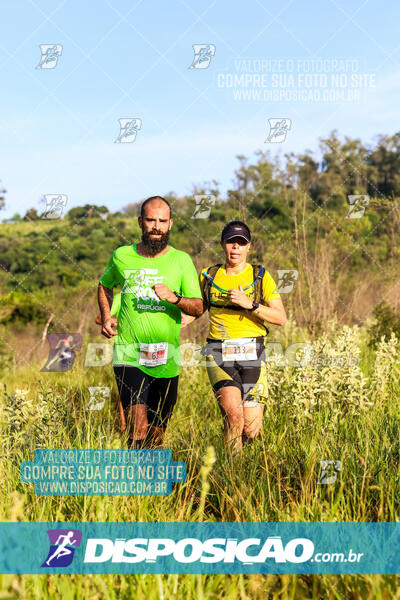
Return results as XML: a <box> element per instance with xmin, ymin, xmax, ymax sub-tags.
<box><xmin>141</xmin><ymin>229</ymin><xmax>170</xmax><ymax>255</ymax></box>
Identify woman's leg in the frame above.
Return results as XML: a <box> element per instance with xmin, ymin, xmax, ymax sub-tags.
<box><xmin>240</xmin><ymin>341</ymin><xmax>266</xmax><ymax>443</ymax></box>
<box><xmin>216</xmin><ymin>385</ymin><xmax>244</xmax><ymax>455</ymax></box>
<box><xmin>242</xmin><ymin>401</ymin><xmax>264</xmax><ymax>441</ymax></box>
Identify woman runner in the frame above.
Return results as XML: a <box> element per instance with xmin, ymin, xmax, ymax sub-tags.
<box><xmin>199</xmin><ymin>221</ymin><xmax>287</xmax><ymax>455</ymax></box>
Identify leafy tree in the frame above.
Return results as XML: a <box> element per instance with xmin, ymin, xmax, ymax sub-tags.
<box><xmin>367</xmin><ymin>133</ymin><xmax>400</xmax><ymax>197</ymax></box>
<box><xmin>0</xmin><ymin>180</ymin><xmax>6</xmax><ymax>211</ymax></box>
<box><xmin>23</xmin><ymin>208</ymin><xmax>39</xmax><ymax>221</ymax></box>
<box><xmin>122</xmin><ymin>201</ymin><xmax>141</xmax><ymax>216</ymax></box>
<box><xmin>67</xmin><ymin>204</ymin><xmax>109</xmax><ymax>220</ymax></box>
<box><xmin>2</xmin><ymin>213</ymin><xmax>22</xmax><ymax>223</ymax></box>
<box><xmin>369</xmin><ymin>302</ymin><xmax>400</xmax><ymax>348</ymax></box>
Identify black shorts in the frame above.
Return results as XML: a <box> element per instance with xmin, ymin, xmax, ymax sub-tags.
<box><xmin>113</xmin><ymin>365</ymin><xmax>179</xmax><ymax>428</ymax></box>
<box><xmin>202</xmin><ymin>337</ymin><xmax>267</xmax><ymax>403</ymax></box>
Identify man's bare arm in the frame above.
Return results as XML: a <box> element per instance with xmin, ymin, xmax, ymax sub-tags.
<box><xmin>174</xmin><ymin>296</ymin><xmax>203</xmax><ymax>317</ymax></box>
<box><xmin>152</xmin><ymin>284</ymin><xmax>203</xmax><ymax>317</ymax></box>
<box><xmin>98</xmin><ymin>283</ymin><xmax>117</xmax><ymax>338</ymax></box>
<box><xmin>98</xmin><ymin>283</ymin><xmax>113</xmax><ymax>319</ymax></box>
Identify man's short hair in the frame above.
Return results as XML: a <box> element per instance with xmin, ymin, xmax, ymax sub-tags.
<box><xmin>140</xmin><ymin>196</ymin><xmax>172</xmax><ymax>219</ymax></box>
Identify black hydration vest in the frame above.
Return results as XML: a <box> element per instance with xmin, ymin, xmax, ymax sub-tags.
<box><xmin>200</xmin><ymin>264</ymin><xmax>268</xmax><ymax>334</ymax></box>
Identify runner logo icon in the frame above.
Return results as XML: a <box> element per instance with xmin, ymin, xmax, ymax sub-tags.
<box><xmin>41</xmin><ymin>529</ymin><xmax>82</xmax><ymax>568</ymax></box>
<box><xmin>188</xmin><ymin>44</ymin><xmax>216</xmax><ymax>69</ymax></box>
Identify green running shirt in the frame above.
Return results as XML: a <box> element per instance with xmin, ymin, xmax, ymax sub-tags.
<box><xmin>110</xmin><ymin>292</ymin><xmax>121</xmax><ymax>317</ymax></box>
<box><xmin>100</xmin><ymin>244</ymin><xmax>201</xmax><ymax>377</ymax></box>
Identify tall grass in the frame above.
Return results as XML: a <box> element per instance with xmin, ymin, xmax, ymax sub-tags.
<box><xmin>1</xmin><ymin>323</ymin><xmax>400</xmax><ymax>598</ymax></box>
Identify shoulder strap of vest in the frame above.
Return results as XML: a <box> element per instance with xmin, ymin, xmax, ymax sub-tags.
<box><xmin>252</xmin><ymin>265</ymin><xmax>265</xmax><ymax>304</ymax></box>
<box><xmin>252</xmin><ymin>265</ymin><xmax>269</xmax><ymax>335</ymax></box>
<box><xmin>201</xmin><ymin>264</ymin><xmax>222</xmax><ymax>311</ymax></box>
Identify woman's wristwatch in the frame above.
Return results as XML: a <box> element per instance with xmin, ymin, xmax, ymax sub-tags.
<box><xmin>249</xmin><ymin>300</ymin><xmax>259</xmax><ymax>312</ymax></box>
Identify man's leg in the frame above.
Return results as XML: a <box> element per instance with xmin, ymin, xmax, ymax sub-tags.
<box><xmin>125</xmin><ymin>404</ymin><xmax>149</xmax><ymax>447</ymax></box>
<box><xmin>147</xmin><ymin>425</ymin><xmax>165</xmax><ymax>447</ymax></box>
<box><xmin>113</xmin><ymin>365</ymin><xmax>151</xmax><ymax>448</ymax></box>
<box><xmin>145</xmin><ymin>375</ymin><xmax>179</xmax><ymax>447</ymax></box>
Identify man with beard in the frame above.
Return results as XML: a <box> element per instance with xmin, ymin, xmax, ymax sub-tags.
<box><xmin>98</xmin><ymin>196</ymin><xmax>203</xmax><ymax>448</ymax></box>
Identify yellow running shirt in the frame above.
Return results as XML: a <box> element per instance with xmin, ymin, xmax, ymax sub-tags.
<box><xmin>199</xmin><ymin>263</ymin><xmax>280</xmax><ymax>340</ymax></box>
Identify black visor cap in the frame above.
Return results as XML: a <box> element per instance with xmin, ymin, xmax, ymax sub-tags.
<box><xmin>221</xmin><ymin>221</ymin><xmax>251</xmax><ymax>243</ymax></box>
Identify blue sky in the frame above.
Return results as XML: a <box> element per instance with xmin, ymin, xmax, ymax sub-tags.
<box><xmin>1</xmin><ymin>0</ymin><xmax>399</xmax><ymax>219</ymax></box>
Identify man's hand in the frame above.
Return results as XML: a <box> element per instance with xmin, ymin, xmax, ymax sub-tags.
<box><xmin>101</xmin><ymin>318</ymin><xmax>118</xmax><ymax>339</ymax></box>
<box><xmin>152</xmin><ymin>283</ymin><xmax>177</xmax><ymax>303</ymax></box>
<box><xmin>181</xmin><ymin>314</ymin><xmax>196</xmax><ymax>328</ymax></box>
<box><xmin>228</xmin><ymin>285</ymin><xmax>253</xmax><ymax>309</ymax></box>
<box><xmin>96</xmin><ymin>314</ymin><xmax>117</xmax><ymax>327</ymax></box>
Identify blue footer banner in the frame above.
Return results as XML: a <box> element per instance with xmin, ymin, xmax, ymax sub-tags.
<box><xmin>0</xmin><ymin>522</ymin><xmax>399</xmax><ymax>574</ymax></box>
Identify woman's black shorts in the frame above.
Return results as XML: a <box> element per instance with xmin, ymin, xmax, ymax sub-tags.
<box><xmin>202</xmin><ymin>337</ymin><xmax>267</xmax><ymax>403</ymax></box>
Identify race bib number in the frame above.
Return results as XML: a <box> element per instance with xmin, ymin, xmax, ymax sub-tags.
<box><xmin>221</xmin><ymin>338</ymin><xmax>257</xmax><ymax>362</ymax></box>
<box><xmin>139</xmin><ymin>342</ymin><xmax>168</xmax><ymax>367</ymax></box>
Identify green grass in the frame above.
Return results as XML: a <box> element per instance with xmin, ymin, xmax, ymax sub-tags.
<box><xmin>1</xmin><ymin>324</ymin><xmax>400</xmax><ymax>599</ymax></box>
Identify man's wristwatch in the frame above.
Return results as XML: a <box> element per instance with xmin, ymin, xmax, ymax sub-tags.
<box><xmin>172</xmin><ymin>293</ymin><xmax>182</xmax><ymax>304</ymax></box>
<box><xmin>249</xmin><ymin>300</ymin><xmax>259</xmax><ymax>312</ymax></box>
